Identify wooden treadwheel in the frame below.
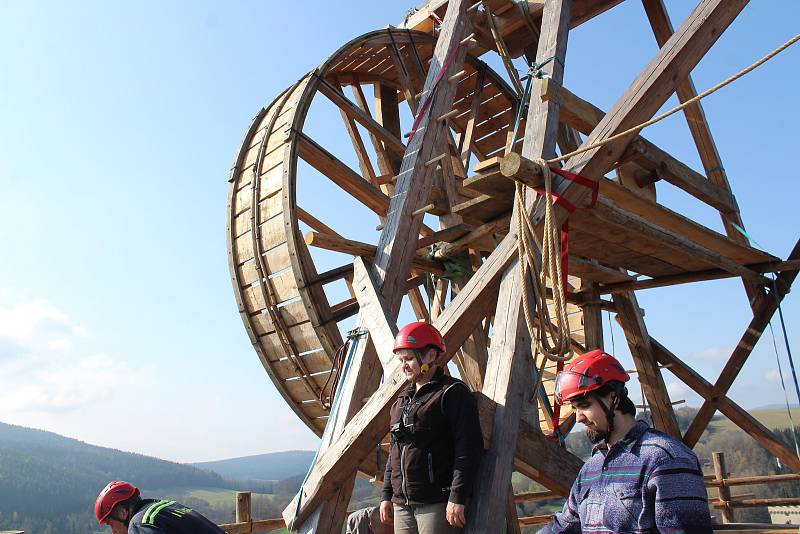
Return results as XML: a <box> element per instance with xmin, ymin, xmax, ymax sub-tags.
<box><xmin>226</xmin><ymin>28</ymin><xmax>583</xmax><ymax>443</ymax></box>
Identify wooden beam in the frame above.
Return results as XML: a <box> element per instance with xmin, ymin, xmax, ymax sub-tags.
<box><xmin>372</xmin><ymin>0</ymin><xmax>473</xmax><ymax>315</ymax></box>
<box><xmin>641</xmin><ymin>0</ymin><xmax>759</xmax><ymax>305</ymax></box>
<box><xmin>599</xmin><ymin>259</ymin><xmax>800</xmax><ymax>294</ymax></box>
<box><xmin>622</xmin><ymin>137</ymin><xmax>738</xmax><ymax>214</ymax></box>
<box><xmin>613</xmin><ymin>292</ymin><xmax>680</xmax><ymax>437</ymax></box>
<box><xmin>683</xmin><ymin>240</ymin><xmax>800</xmax><ymax>446</ymax></box>
<box><xmin>540</xmin><ymin>79</ymin><xmax>738</xmax><ymax>214</ymax></box>
<box><xmin>352</xmin><ymin>258</ymin><xmax>399</xmax><ymax>369</ymax></box>
<box><xmin>650</xmin><ymin>337</ymin><xmax>800</xmax><ymax>472</ymax></box>
<box><xmin>466</xmin><ymin>1</ymin><xmax>573</xmax><ymax>531</ymax></box>
<box><xmin>304</xmin><ymin>231</ymin><xmax>445</xmax><ymax>276</ymax></box>
<box><xmin>475</xmin><ymin>394</ymin><xmax>583</xmax><ymax>496</ymax></box>
<box><xmin>316</xmin><ymin>77</ymin><xmax>407</xmax><ymax>157</ymax></box>
<box><xmin>581</xmin><ymin>280</ymin><xmax>604</xmax><ymax>350</ymax></box>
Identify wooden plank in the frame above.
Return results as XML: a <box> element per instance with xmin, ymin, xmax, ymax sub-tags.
<box><xmin>589</xmin><ymin>197</ymin><xmax>767</xmax><ymax>284</ymax></box>
<box><xmin>373</xmin><ymin>82</ymin><xmax>404</xmax><ymax>181</ymax></box>
<box><xmin>466</xmin><ymin>0</ymin><xmax>573</xmax><ymax>531</ymax></box>
<box><xmin>539</xmin><ymin>77</ymin><xmax>740</xmax><ymax>216</ymax></box>
<box><xmin>683</xmin><ymin>240</ymin><xmax>800</xmax><ymax>446</ymax></box>
<box><xmin>623</xmin><ymin>137</ymin><xmax>737</xmax><ymax>214</ymax></box>
<box><xmin>296</xmin><ymin>133</ymin><xmax>389</xmax><ymax>216</ymax></box>
<box><xmin>650</xmin><ymin>337</ymin><xmax>800</xmax><ymax>472</ymax></box>
<box><xmin>612</xmin><ymin>292</ymin><xmax>680</xmax><ymax>437</ymax></box>
<box><xmin>332</xmin><ymin>83</ymin><xmax>378</xmax><ymax>186</ymax></box>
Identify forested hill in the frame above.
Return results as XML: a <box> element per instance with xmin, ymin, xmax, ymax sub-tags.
<box><xmin>193</xmin><ymin>450</ymin><xmax>315</xmax><ymax>481</ymax></box>
<box><xmin>0</xmin><ymin>421</ymin><xmax>226</xmax><ymax>533</ymax></box>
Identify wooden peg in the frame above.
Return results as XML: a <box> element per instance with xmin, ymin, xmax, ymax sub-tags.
<box><xmin>412</xmin><ymin>203</ymin><xmax>436</xmax><ymax>217</ymax></box>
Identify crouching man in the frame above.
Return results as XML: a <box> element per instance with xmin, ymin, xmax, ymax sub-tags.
<box><xmin>95</xmin><ymin>481</ymin><xmax>225</xmax><ymax>533</ymax></box>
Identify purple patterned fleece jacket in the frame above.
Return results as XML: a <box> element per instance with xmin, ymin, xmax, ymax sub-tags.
<box><xmin>538</xmin><ymin>421</ymin><xmax>712</xmax><ymax>534</ymax></box>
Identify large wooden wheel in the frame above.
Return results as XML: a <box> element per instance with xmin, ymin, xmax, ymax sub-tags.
<box><xmin>227</xmin><ymin>28</ymin><xmax>583</xmax><ymax>439</ymax></box>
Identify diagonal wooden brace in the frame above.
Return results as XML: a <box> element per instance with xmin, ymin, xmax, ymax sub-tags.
<box><xmin>650</xmin><ymin>337</ymin><xmax>800</xmax><ymax>471</ymax></box>
<box><xmin>683</xmin><ymin>238</ymin><xmax>800</xmax><ymax>446</ymax></box>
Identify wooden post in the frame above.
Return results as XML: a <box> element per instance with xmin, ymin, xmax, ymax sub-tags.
<box><xmin>465</xmin><ymin>1</ymin><xmax>574</xmax><ymax>531</ymax></box>
<box><xmin>236</xmin><ymin>492</ymin><xmax>252</xmax><ymax>531</ymax></box>
<box><xmin>613</xmin><ymin>292</ymin><xmax>680</xmax><ymax>437</ymax></box>
<box><xmin>506</xmin><ymin>483</ymin><xmax>523</xmax><ymax>534</ymax></box>
<box><xmin>581</xmin><ymin>280</ymin><xmax>604</xmax><ymax>350</ymax></box>
<box><xmin>712</xmin><ymin>452</ymin><xmax>734</xmax><ymax>523</ymax></box>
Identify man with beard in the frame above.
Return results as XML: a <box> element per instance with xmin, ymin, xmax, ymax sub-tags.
<box><xmin>538</xmin><ymin>350</ymin><xmax>712</xmax><ymax>534</ymax></box>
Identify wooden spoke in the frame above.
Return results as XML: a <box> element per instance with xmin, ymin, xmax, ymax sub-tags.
<box><xmin>297</xmin><ymin>133</ymin><xmax>389</xmax><ymax>216</ymax></box>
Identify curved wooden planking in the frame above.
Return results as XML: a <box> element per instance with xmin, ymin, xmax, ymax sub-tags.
<box><xmin>228</xmin><ymin>29</ymin><xmax>585</xmax><ymax>441</ymax></box>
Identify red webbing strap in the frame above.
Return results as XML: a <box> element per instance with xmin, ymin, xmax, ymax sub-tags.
<box><xmin>407</xmin><ymin>41</ymin><xmax>463</xmax><ymax>142</ymax></box>
<box><xmin>538</xmin><ymin>166</ymin><xmax>597</xmax><ymax>441</ymax></box>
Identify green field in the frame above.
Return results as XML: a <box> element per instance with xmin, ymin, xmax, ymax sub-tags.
<box><xmin>707</xmin><ymin>408</ymin><xmax>800</xmax><ymax>434</ymax></box>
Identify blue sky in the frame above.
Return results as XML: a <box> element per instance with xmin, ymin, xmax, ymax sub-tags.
<box><xmin>0</xmin><ymin>1</ymin><xmax>797</xmax><ymax>463</ymax></box>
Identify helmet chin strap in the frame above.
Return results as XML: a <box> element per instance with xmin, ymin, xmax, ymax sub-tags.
<box><xmin>595</xmin><ymin>392</ymin><xmax>619</xmax><ymax>435</ymax></box>
<box><xmin>415</xmin><ymin>349</ymin><xmax>432</xmax><ymax>375</ymax></box>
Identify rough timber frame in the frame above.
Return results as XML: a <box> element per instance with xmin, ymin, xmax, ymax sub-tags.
<box><xmin>224</xmin><ymin>0</ymin><xmax>800</xmax><ymax>532</ymax></box>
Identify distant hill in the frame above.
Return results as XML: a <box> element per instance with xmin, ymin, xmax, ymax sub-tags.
<box><xmin>193</xmin><ymin>450</ymin><xmax>315</xmax><ymax>481</ymax></box>
<box><xmin>708</xmin><ymin>407</ymin><xmax>800</xmax><ymax>435</ymax></box>
<box><xmin>0</xmin><ymin>421</ymin><xmax>227</xmax><ymax>533</ymax></box>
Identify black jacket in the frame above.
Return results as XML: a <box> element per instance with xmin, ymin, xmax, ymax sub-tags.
<box><xmin>381</xmin><ymin>367</ymin><xmax>483</xmax><ymax>505</ymax></box>
<box><xmin>128</xmin><ymin>498</ymin><xmax>225</xmax><ymax>533</ymax></box>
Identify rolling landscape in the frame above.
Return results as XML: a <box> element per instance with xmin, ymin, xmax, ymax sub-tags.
<box><xmin>1</xmin><ymin>405</ymin><xmax>799</xmax><ymax>532</ymax></box>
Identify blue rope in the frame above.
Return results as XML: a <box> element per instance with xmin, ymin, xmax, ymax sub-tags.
<box><xmin>768</xmin><ymin>319</ymin><xmax>800</xmax><ymax>457</ymax></box>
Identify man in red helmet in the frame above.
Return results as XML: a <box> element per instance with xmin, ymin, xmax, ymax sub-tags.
<box><xmin>379</xmin><ymin>322</ymin><xmax>483</xmax><ymax>533</ymax></box>
<box><xmin>95</xmin><ymin>480</ymin><xmax>225</xmax><ymax>533</ymax></box>
<box><xmin>538</xmin><ymin>349</ymin><xmax>711</xmax><ymax>534</ymax></box>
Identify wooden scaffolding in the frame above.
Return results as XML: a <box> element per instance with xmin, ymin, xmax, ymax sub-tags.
<box><xmin>225</xmin><ymin>0</ymin><xmax>800</xmax><ymax>531</ymax></box>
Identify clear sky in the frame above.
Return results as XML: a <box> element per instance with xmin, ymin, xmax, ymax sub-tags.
<box><xmin>0</xmin><ymin>1</ymin><xmax>798</xmax><ymax>464</ymax></box>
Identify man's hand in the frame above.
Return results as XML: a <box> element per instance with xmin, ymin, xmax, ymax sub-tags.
<box><xmin>380</xmin><ymin>500</ymin><xmax>394</xmax><ymax>525</ymax></box>
<box><xmin>446</xmin><ymin>501</ymin><xmax>466</xmax><ymax>528</ymax></box>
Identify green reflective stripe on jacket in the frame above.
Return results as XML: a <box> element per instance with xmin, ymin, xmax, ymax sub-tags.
<box><xmin>143</xmin><ymin>500</ymin><xmax>176</xmax><ymax>525</ymax></box>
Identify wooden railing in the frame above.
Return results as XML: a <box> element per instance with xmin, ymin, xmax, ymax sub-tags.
<box><xmin>709</xmin><ymin>451</ymin><xmax>800</xmax><ymax>523</ymax></box>
<box><xmin>219</xmin><ymin>453</ymin><xmax>800</xmax><ymax>534</ymax></box>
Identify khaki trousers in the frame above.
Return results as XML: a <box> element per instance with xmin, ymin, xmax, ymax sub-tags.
<box><xmin>393</xmin><ymin>502</ymin><xmax>462</xmax><ymax>534</ymax></box>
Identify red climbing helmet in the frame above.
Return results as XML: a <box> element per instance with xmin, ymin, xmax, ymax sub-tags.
<box><xmin>95</xmin><ymin>480</ymin><xmax>140</xmax><ymax>524</ymax></box>
<box><xmin>554</xmin><ymin>349</ymin><xmax>630</xmax><ymax>405</ymax></box>
<box><xmin>393</xmin><ymin>322</ymin><xmax>446</xmax><ymax>353</ymax></box>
